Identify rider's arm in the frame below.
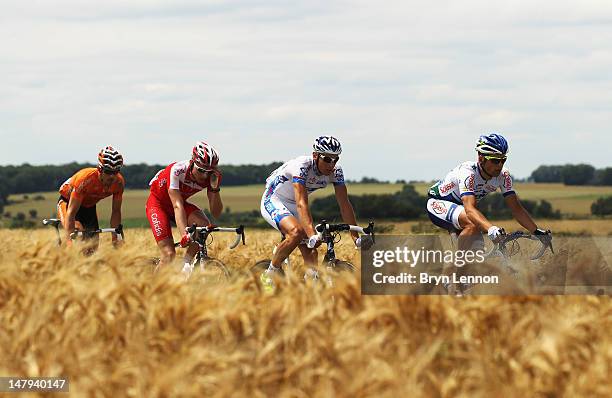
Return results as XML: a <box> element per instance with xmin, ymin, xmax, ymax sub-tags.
<box><xmin>169</xmin><ymin>189</ymin><xmax>189</xmax><ymax>237</ymax></box>
<box><xmin>207</xmin><ymin>189</ymin><xmax>223</xmax><ymax>219</ymax></box>
<box><xmin>334</xmin><ymin>184</ymin><xmax>359</xmax><ymax>242</ymax></box>
<box><xmin>110</xmin><ymin>193</ymin><xmax>122</xmax><ymax>241</ymax></box>
<box><xmin>504</xmin><ymin>193</ymin><xmax>538</xmax><ymax>233</ymax></box>
<box><xmin>293</xmin><ymin>182</ymin><xmax>316</xmax><ymax>238</ymax></box>
<box><xmin>64</xmin><ymin>195</ymin><xmax>82</xmax><ymax>244</ymax></box>
<box><xmin>462</xmin><ymin>195</ymin><xmax>493</xmax><ymax>232</ymax></box>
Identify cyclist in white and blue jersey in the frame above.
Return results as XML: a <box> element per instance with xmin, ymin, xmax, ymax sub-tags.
<box><xmin>426</xmin><ymin>133</ymin><xmax>552</xmax><ymax>249</ymax></box>
<box><xmin>260</xmin><ymin>136</ymin><xmax>370</xmax><ymax>287</ymax></box>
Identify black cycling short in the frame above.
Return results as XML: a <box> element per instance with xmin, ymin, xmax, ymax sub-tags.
<box><xmin>58</xmin><ymin>196</ymin><xmax>99</xmax><ymax>231</ymax></box>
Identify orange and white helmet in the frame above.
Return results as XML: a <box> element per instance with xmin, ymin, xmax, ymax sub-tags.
<box><xmin>191</xmin><ymin>141</ymin><xmax>219</xmax><ymax>170</ymax></box>
<box><xmin>97</xmin><ymin>146</ymin><xmax>123</xmax><ymax>173</ymax></box>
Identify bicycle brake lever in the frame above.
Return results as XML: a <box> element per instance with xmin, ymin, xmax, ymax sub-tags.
<box><xmin>531</xmin><ymin>237</ymin><xmax>554</xmax><ymax>260</ymax></box>
<box><xmin>229</xmin><ymin>234</ymin><xmax>241</xmax><ymax>250</ymax></box>
<box><xmin>238</xmin><ymin>225</ymin><xmax>246</xmax><ymax>245</ymax></box>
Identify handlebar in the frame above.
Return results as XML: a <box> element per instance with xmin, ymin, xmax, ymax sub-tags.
<box><xmin>178</xmin><ymin>224</ymin><xmax>246</xmax><ymax>249</ymax></box>
<box><xmin>44</xmin><ymin>219</ymin><xmax>124</xmax><ymax>243</ymax></box>
<box><xmin>314</xmin><ymin>220</ymin><xmax>375</xmax><ymax>243</ymax></box>
<box><xmin>70</xmin><ymin>224</ymin><xmax>125</xmax><ymax>241</ymax></box>
<box><xmin>484</xmin><ymin>231</ymin><xmax>553</xmax><ymax>260</ymax></box>
<box><xmin>42</xmin><ymin>218</ymin><xmax>62</xmax><ymax>228</ymax></box>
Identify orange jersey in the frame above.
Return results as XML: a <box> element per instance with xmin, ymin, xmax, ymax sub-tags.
<box><xmin>59</xmin><ymin>168</ymin><xmax>125</xmax><ymax>208</ymax></box>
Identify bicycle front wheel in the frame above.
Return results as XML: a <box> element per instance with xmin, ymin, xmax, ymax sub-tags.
<box><xmin>331</xmin><ymin>260</ymin><xmax>356</xmax><ymax>272</ymax></box>
<box><xmin>196</xmin><ymin>258</ymin><xmax>232</xmax><ymax>283</ymax></box>
<box><xmin>251</xmin><ymin>259</ymin><xmax>286</xmax><ymax>277</ymax></box>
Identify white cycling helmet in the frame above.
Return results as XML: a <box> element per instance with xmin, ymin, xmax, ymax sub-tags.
<box><xmin>313</xmin><ymin>135</ymin><xmax>342</xmax><ymax>155</ymax></box>
<box><xmin>191</xmin><ymin>141</ymin><xmax>219</xmax><ymax>169</ymax></box>
<box><xmin>97</xmin><ymin>146</ymin><xmax>123</xmax><ymax>173</ymax></box>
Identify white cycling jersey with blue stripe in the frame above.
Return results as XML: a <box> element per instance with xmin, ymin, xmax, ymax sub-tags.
<box><xmin>428</xmin><ymin>161</ymin><xmax>515</xmax><ymax>204</ymax></box>
<box><xmin>263</xmin><ymin>155</ymin><xmax>345</xmax><ymax>203</ymax></box>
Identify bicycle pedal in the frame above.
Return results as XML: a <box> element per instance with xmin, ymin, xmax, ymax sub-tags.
<box><xmin>303</xmin><ymin>269</ymin><xmax>319</xmax><ymax>281</ymax></box>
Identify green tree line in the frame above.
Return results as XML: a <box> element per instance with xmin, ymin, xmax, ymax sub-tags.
<box><xmin>530</xmin><ymin>164</ymin><xmax>612</xmax><ymax>186</ymax></box>
<box><xmin>0</xmin><ymin>162</ymin><xmax>282</xmax><ymax>213</ymax></box>
<box><xmin>308</xmin><ymin>185</ymin><xmax>560</xmax><ymax>222</ymax></box>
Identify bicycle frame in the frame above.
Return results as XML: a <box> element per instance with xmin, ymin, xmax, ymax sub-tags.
<box><xmin>269</xmin><ymin>220</ymin><xmax>375</xmax><ymax>271</ymax></box>
<box><xmin>315</xmin><ymin>220</ymin><xmax>375</xmax><ymax>265</ymax></box>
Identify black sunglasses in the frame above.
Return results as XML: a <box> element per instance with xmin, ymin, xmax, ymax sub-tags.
<box><xmin>194</xmin><ymin>165</ymin><xmax>214</xmax><ymax>174</ymax></box>
<box><xmin>319</xmin><ymin>155</ymin><xmax>339</xmax><ymax>164</ymax></box>
<box><xmin>101</xmin><ymin>169</ymin><xmax>119</xmax><ymax>175</ymax></box>
<box><xmin>487</xmin><ymin>158</ymin><xmax>507</xmax><ymax>165</ymax></box>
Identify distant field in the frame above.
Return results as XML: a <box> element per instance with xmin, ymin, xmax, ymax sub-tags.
<box><xmin>5</xmin><ymin>183</ymin><xmax>612</xmax><ymax>224</ymax></box>
<box><xmin>4</xmin><ymin>184</ymin><xmax>405</xmax><ymax>221</ymax></box>
<box><xmin>411</xmin><ymin>182</ymin><xmax>612</xmax><ymax>216</ymax></box>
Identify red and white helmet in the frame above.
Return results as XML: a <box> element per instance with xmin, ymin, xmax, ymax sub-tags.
<box><xmin>191</xmin><ymin>141</ymin><xmax>219</xmax><ymax>170</ymax></box>
<box><xmin>97</xmin><ymin>146</ymin><xmax>123</xmax><ymax>172</ymax></box>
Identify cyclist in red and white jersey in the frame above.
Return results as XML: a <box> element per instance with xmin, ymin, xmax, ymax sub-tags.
<box><xmin>146</xmin><ymin>142</ymin><xmax>223</xmax><ymax>271</ymax></box>
<box><xmin>426</xmin><ymin>133</ymin><xmax>552</xmax><ymax>249</ymax></box>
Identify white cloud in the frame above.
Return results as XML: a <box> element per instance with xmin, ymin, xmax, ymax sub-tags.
<box><xmin>1</xmin><ymin>0</ymin><xmax>612</xmax><ymax>180</ymax></box>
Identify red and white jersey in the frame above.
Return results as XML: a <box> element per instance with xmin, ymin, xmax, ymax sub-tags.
<box><xmin>148</xmin><ymin>160</ymin><xmax>210</xmax><ymax>207</ymax></box>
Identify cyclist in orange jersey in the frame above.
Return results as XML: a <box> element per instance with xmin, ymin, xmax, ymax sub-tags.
<box><xmin>57</xmin><ymin>146</ymin><xmax>125</xmax><ymax>249</ymax></box>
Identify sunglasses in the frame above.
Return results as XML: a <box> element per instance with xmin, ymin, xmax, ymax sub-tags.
<box><xmin>101</xmin><ymin>169</ymin><xmax>119</xmax><ymax>175</ymax></box>
<box><xmin>319</xmin><ymin>155</ymin><xmax>340</xmax><ymax>164</ymax></box>
<box><xmin>483</xmin><ymin>156</ymin><xmax>507</xmax><ymax>165</ymax></box>
<box><xmin>194</xmin><ymin>165</ymin><xmax>215</xmax><ymax>174</ymax></box>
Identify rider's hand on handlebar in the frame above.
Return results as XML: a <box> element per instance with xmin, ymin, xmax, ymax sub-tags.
<box><xmin>179</xmin><ymin>233</ymin><xmax>192</xmax><ymax>248</ymax></box>
<box><xmin>533</xmin><ymin>228</ymin><xmax>552</xmax><ymax>244</ymax></box>
<box><xmin>355</xmin><ymin>235</ymin><xmax>374</xmax><ymax>250</ymax></box>
<box><xmin>112</xmin><ymin>237</ymin><xmax>124</xmax><ymax>249</ymax></box>
<box><xmin>307</xmin><ymin>234</ymin><xmax>321</xmax><ymax>249</ymax></box>
<box><xmin>487</xmin><ymin>226</ymin><xmax>506</xmax><ymax>243</ymax></box>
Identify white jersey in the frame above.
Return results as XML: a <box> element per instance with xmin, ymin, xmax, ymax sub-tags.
<box><xmin>428</xmin><ymin>161</ymin><xmax>515</xmax><ymax>204</ymax></box>
<box><xmin>263</xmin><ymin>155</ymin><xmax>345</xmax><ymax>204</ymax></box>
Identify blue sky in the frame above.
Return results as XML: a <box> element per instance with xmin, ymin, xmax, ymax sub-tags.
<box><xmin>1</xmin><ymin>0</ymin><xmax>611</xmax><ymax>180</ymax></box>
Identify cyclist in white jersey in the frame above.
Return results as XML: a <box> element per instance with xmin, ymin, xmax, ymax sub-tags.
<box><xmin>260</xmin><ymin>136</ymin><xmax>371</xmax><ymax>288</ymax></box>
<box><xmin>426</xmin><ymin>133</ymin><xmax>552</xmax><ymax>250</ymax></box>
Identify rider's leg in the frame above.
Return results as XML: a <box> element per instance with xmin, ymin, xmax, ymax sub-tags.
<box><xmin>77</xmin><ymin>205</ymin><xmax>100</xmax><ymax>254</ymax></box>
<box><xmin>272</xmin><ymin>216</ymin><xmax>307</xmax><ymax>268</ymax></box>
<box><xmin>427</xmin><ymin>198</ymin><xmax>478</xmax><ymax>295</ymax></box>
<box><xmin>297</xmin><ymin>243</ymin><xmax>318</xmax><ymax>269</ymax></box>
<box><xmin>457</xmin><ymin>211</ymin><xmax>484</xmax><ymax>251</ymax></box>
<box><xmin>261</xmin><ymin>194</ymin><xmax>303</xmax><ymax>269</ymax></box>
<box><xmin>146</xmin><ymin>197</ymin><xmax>176</xmax><ymax>266</ymax></box>
<box><xmin>426</xmin><ymin>198</ymin><xmax>483</xmax><ymax>251</ymax></box>
<box><xmin>157</xmin><ymin>238</ymin><xmax>177</xmax><ymax>265</ymax></box>
<box><xmin>57</xmin><ymin>198</ymin><xmax>89</xmax><ymax>247</ymax></box>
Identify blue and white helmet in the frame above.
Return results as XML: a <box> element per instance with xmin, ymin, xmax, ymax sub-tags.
<box><xmin>475</xmin><ymin>133</ymin><xmax>509</xmax><ymax>156</ymax></box>
<box><xmin>313</xmin><ymin>135</ymin><xmax>342</xmax><ymax>155</ymax></box>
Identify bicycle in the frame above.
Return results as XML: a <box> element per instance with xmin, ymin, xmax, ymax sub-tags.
<box><xmin>42</xmin><ymin>218</ymin><xmax>125</xmax><ymax>246</ymax></box>
<box><xmin>173</xmin><ymin>223</ymin><xmax>246</xmax><ymax>281</ymax></box>
<box><xmin>251</xmin><ymin>220</ymin><xmax>375</xmax><ymax>284</ymax></box>
<box><xmin>484</xmin><ymin>230</ymin><xmax>554</xmax><ymax>273</ymax></box>
<box><xmin>443</xmin><ymin>230</ymin><xmax>554</xmax><ymax>295</ymax></box>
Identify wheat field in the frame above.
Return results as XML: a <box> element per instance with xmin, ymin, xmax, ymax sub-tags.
<box><xmin>1</xmin><ymin>228</ymin><xmax>611</xmax><ymax>397</ymax></box>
